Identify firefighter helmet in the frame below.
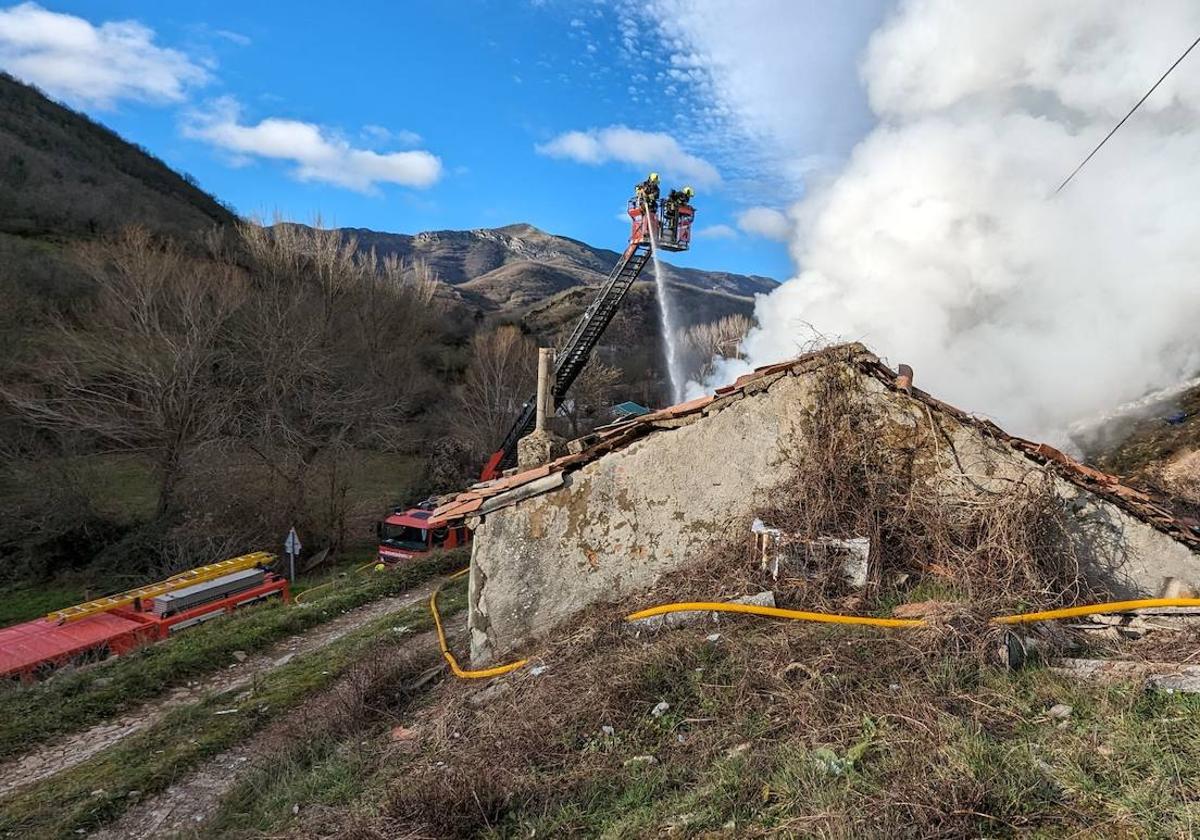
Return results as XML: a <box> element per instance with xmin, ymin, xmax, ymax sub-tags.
<box><xmin>648</xmin><ymin>172</ymin><xmax>659</xmax><ymax>182</ymax></box>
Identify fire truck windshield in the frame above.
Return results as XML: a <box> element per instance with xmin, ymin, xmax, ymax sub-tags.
<box><xmin>380</xmin><ymin>523</ymin><xmax>428</xmax><ymax>550</ymax></box>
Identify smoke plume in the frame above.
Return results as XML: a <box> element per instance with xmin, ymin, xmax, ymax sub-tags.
<box><xmin>708</xmin><ymin>1</ymin><xmax>1200</xmax><ymax>444</ymax></box>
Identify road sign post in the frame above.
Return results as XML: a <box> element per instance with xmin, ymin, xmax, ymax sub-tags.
<box><xmin>284</xmin><ymin>527</ymin><xmax>302</xmax><ymax>582</ymax></box>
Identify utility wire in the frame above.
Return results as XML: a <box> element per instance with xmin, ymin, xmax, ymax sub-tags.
<box><xmin>1054</xmin><ymin>34</ymin><xmax>1200</xmax><ymax>195</ymax></box>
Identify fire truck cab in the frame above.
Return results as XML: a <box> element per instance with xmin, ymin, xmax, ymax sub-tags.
<box><xmin>376</xmin><ymin>508</ymin><xmax>469</xmax><ymax>563</ymax></box>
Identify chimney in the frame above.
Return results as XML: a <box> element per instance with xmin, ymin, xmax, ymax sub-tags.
<box><xmin>518</xmin><ymin>347</ymin><xmax>565</xmax><ymax>471</ymax></box>
<box><xmin>535</xmin><ymin>347</ymin><xmax>555</xmax><ymax>432</ymax></box>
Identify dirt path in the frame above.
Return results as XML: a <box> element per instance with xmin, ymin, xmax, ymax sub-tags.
<box><xmin>87</xmin><ymin>627</ymin><xmax>448</xmax><ymax>840</ymax></box>
<box><xmin>0</xmin><ymin>577</ymin><xmax>444</xmax><ymax>798</ymax></box>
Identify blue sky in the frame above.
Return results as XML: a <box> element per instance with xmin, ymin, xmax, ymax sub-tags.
<box><xmin>0</xmin><ymin>1</ymin><xmax>891</xmax><ymax>280</ymax></box>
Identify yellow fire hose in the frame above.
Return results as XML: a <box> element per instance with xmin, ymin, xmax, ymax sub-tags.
<box><xmin>994</xmin><ymin>597</ymin><xmax>1200</xmax><ymax>625</ymax></box>
<box><xmin>429</xmin><ymin>568</ymin><xmax>529</xmax><ymax>679</ymax></box>
<box><xmin>626</xmin><ymin>601</ymin><xmax>924</xmax><ymax>628</ymax></box>
<box><xmin>625</xmin><ymin>597</ymin><xmax>1200</xmax><ymax>629</ymax></box>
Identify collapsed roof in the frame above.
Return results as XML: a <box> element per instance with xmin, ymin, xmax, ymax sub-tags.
<box><xmin>433</xmin><ymin>342</ymin><xmax>1200</xmax><ymax>551</ymax></box>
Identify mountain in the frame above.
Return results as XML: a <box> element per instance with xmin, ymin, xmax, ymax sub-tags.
<box><xmin>0</xmin><ymin>73</ymin><xmax>236</xmax><ymax>240</ymax></box>
<box><xmin>326</xmin><ymin>222</ymin><xmax>778</xmax><ymax>312</ymax></box>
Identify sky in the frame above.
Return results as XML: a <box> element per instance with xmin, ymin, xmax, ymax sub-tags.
<box><xmin>5</xmin><ymin>1</ymin><xmax>1199</xmax><ymax>442</ymax></box>
<box><xmin>0</xmin><ymin>0</ymin><xmax>891</xmax><ymax>280</ymax></box>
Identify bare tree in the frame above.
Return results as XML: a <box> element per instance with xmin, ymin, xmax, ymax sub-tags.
<box><xmin>1</xmin><ymin>227</ymin><xmax>246</xmax><ymax>517</ymax></box>
<box><xmin>453</xmin><ymin>325</ymin><xmax>537</xmax><ymax>460</ymax></box>
<box><xmin>679</xmin><ymin>313</ymin><xmax>753</xmax><ymax>381</ymax></box>
<box><xmin>227</xmin><ymin>221</ymin><xmax>444</xmax><ymax>550</ymax></box>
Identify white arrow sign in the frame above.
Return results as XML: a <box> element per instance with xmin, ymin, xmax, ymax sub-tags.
<box><xmin>285</xmin><ymin>527</ymin><xmax>301</xmax><ymax>556</ymax></box>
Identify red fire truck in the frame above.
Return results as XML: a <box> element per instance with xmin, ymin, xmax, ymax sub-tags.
<box><xmin>376</xmin><ymin>506</ymin><xmax>469</xmax><ymax>564</ymax></box>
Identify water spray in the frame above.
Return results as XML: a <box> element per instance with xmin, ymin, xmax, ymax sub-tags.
<box><xmin>644</xmin><ymin>200</ymin><xmax>687</xmax><ymax>404</ymax></box>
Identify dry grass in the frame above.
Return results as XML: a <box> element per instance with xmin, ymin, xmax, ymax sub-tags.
<box><xmin>307</xmin><ymin>606</ymin><xmax>1200</xmax><ymax>839</ymax></box>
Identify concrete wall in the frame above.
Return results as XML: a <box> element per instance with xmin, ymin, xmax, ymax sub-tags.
<box><xmin>468</xmin><ymin>364</ymin><xmax>1200</xmax><ymax>663</ymax></box>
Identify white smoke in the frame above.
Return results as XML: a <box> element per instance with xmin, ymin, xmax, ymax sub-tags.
<box><xmin>700</xmin><ymin>1</ymin><xmax>1200</xmax><ymax>443</ymax></box>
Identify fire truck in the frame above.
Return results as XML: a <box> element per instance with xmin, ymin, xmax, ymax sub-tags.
<box><xmin>376</xmin><ymin>504</ymin><xmax>470</xmax><ymax>563</ymax></box>
<box><xmin>374</xmin><ymin>188</ymin><xmax>695</xmax><ymax>564</ymax></box>
<box><xmin>0</xmin><ymin>553</ymin><xmax>288</xmax><ymax>681</ymax></box>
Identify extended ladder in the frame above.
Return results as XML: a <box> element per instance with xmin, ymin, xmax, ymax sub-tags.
<box><xmin>484</xmin><ymin>240</ymin><xmax>652</xmax><ymax>476</ymax></box>
<box><xmin>45</xmin><ymin>551</ymin><xmax>277</xmax><ymax>623</ymax></box>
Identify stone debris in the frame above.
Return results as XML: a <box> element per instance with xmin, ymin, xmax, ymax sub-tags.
<box><xmin>466</xmin><ymin>680</ymin><xmax>513</xmax><ymax>708</ymax></box>
<box><xmin>1046</xmin><ymin>703</ymin><xmax>1073</xmax><ymax>720</ymax></box>
<box><xmin>752</xmin><ymin>521</ymin><xmax>870</xmax><ymax>588</ymax></box>
<box><xmin>623</xmin><ymin>755</ymin><xmax>658</xmax><ymax>766</ymax></box>
<box><xmin>1054</xmin><ymin>657</ymin><xmax>1200</xmax><ymax>693</ymax></box>
<box><xmin>651</xmin><ymin>701</ymin><xmax>670</xmax><ymax>718</ymax></box>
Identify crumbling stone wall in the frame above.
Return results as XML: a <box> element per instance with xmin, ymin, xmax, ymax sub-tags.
<box><xmin>468</xmin><ymin>363</ymin><xmax>1199</xmax><ymax>664</ymax></box>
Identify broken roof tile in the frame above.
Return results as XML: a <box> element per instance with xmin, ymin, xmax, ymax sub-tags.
<box><xmin>427</xmin><ymin>342</ymin><xmax>1199</xmax><ymax>552</ymax></box>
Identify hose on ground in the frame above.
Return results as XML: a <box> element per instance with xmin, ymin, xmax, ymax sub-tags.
<box><xmin>625</xmin><ymin>597</ymin><xmax>1200</xmax><ymax>628</ymax></box>
<box><xmin>626</xmin><ymin>601</ymin><xmax>923</xmax><ymax>628</ymax></box>
<box><xmin>429</xmin><ymin>568</ymin><xmax>528</xmax><ymax>679</ymax></box>
<box><xmin>994</xmin><ymin>597</ymin><xmax>1200</xmax><ymax>624</ymax></box>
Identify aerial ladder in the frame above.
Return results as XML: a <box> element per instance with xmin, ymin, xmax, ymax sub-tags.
<box><xmin>480</xmin><ymin>191</ymin><xmax>695</xmax><ymax>479</ymax></box>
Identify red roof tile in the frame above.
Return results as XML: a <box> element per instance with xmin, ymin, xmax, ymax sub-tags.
<box><xmin>429</xmin><ymin>342</ymin><xmax>1200</xmax><ymax>550</ymax></box>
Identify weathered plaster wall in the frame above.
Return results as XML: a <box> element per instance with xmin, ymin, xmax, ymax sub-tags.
<box><xmin>469</xmin><ymin>373</ymin><xmax>817</xmax><ymax>663</ymax></box>
<box><xmin>468</xmin><ymin>364</ymin><xmax>1200</xmax><ymax>663</ymax></box>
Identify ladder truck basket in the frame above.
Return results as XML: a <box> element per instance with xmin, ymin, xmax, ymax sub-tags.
<box><xmin>628</xmin><ymin>198</ymin><xmax>693</xmax><ymax>252</ymax></box>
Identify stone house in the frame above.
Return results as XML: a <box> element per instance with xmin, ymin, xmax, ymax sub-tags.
<box><xmin>430</xmin><ymin>344</ymin><xmax>1200</xmax><ymax>664</ymax></box>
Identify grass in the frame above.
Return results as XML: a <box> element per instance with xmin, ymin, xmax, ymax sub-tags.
<box><xmin>350</xmin><ymin>451</ymin><xmax>424</xmax><ymax>509</ymax></box>
<box><xmin>78</xmin><ymin>598</ymin><xmax>1200</xmax><ymax>839</ymax></box>
<box><xmin>205</xmin><ymin>721</ymin><xmax>400</xmax><ymax>834</ymax></box>
<box><xmin>0</xmin><ymin>582</ymin><xmax>90</xmax><ymax>626</ymax></box>
<box><xmin>0</xmin><ymin>549</ymin><xmax>464</xmax><ymax>762</ymax></box>
<box><xmin>0</xmin><ymin>579</ymin><xmax>466</xmax><ymax>839</ymax></box>
<box><xmin>330</xmin><ymin>613</ymin><xmax>1200</xmax><ymax>840</ymax></box>
<box><xmin>72</xmin><ymin>453</ymin><xmax>160</xmax><ymax>522</ymax></box>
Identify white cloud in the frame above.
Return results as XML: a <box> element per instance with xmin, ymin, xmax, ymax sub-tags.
<box><xmin>185</xmin><ymin>98</ymin><xmax>442</xmax><ymax>193</ymax></box>
<box><xmin>695</xmin><ymin>223</ymin><xmax>737</xmax><ymax>239</ymax></box>
<box><xmin>214</xmin><ymin>29</ymin><xmax>251</xmax><ymax>47</ymax></box>
<box><xmin>361</xmin><ymin>124</ymin><xmax>422</xmax><ymax>148</ymax></box>
<box><xmin>0</xmin><ymin>2</ymin><xmax>207</xmax><ymax>107</ymax></box>
<box><xmin>736</xmin><ymin>207</ymin><xmax>790</xmax><ymax>241</ymax></box>
<box><xmin>535</xmin><ymin>125</ymin><xmax>719</xmax><ymax>185</ymax></box>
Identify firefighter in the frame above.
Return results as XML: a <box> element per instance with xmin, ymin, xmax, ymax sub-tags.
<box><xmin>664</xmin><ymin>186</ymin><xmax>694</xmax><ymax>234</ymax></box>
<box><xmin>665</xmin><ymin>186</ymin><xmax>694</xmax><ymax>212</ymax></box>
<box><xmin>635</xmin><ymin>172</ymin><xmax>660</xmax><ymax>212</ymax></box>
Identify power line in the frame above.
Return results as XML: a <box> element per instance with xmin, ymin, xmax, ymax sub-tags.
<box><xmin>1054</xmin><ymin>34</ymin><xmax>1200</xmax><ymax>195</ymax></box>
